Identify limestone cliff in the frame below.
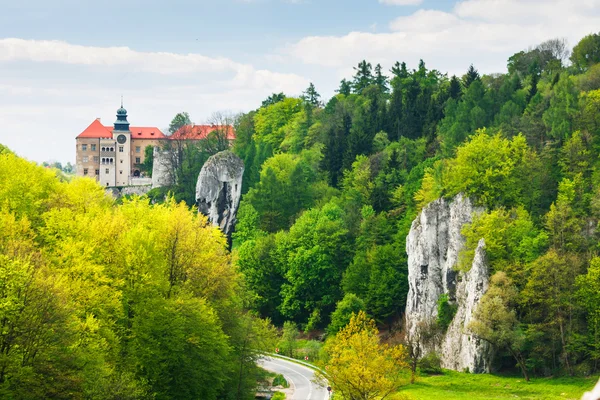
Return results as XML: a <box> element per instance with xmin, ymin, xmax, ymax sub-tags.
<box><xmin>405</xmin><ymin>194</ymin><xmax>492</xmax><ymax>373</ymax></box>
<box><xmin>195</xmin><ymin>151</ymin><xmax>244</xmax><ymax>240</ymax></box>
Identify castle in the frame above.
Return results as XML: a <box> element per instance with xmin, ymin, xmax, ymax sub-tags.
<box><xmin>75</xmin><ymin>104</ymin><xmax>235</xmax><ymax>187</ymax></box>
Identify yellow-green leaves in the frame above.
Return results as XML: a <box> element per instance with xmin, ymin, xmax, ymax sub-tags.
<box><xmin>318</xmin><ymin>311</ymin><xmax>408</xmax><ymax>400</ymax></box>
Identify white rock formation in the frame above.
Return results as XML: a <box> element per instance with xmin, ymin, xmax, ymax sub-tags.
<box><xmin>195</xmin><ymin>151</ymin><xmax>244</xmax><ymax>239</ymax></box>
<box><xmin>405</xmin><ymin>194</ymin><xmax>492</xmax><ymax>373</ymax></box>
<box><xmin>151</xmin><ymin>147</ymin><xmax>176</xmax><ymax>189</ymax></box>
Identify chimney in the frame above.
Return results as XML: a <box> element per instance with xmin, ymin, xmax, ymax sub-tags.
<box><xmin>96</xmin><ymin>117</ymin><xmax>101</xmax><ymax>122</ymax></box>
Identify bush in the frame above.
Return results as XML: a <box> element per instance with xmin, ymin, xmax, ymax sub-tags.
<box><xmin>418</xmin><ymin>352</ymin><xmax>443</xmax><ymax>375</ymax></box>
<box><xmin>272</xmin><ymin>374</ymin><xmax>289</xmax><ymax>388</ymax></box>
<box><xmin>272</xmin><ymin>392</ymin><xmax>286</xmax><ymax>400</ymax></box>
<box><xmin>436</xmin><ymin>294</ymin><xmax>457</xmax><ymax>331</ymax></box>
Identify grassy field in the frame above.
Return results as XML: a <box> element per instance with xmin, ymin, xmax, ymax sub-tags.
<box><xmin>394</xmin><ymin>370</ymin><xmax>598</xmax><ymax>400</ymax></box>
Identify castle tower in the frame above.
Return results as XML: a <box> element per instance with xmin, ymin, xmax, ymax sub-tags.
<box><xmin>114</xmin><ymin>101</ymin><xmax>132</xmax><ymax>186</ymax></box>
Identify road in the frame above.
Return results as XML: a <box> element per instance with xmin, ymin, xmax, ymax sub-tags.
<box><xmin>258</xmin><ymin>356</ymin><xmax>330</xmax><ymax>400</ymax></box>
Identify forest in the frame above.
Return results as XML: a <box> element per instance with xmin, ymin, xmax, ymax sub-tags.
<box><xmin>230</xmin><ymin>32</ymin><xmax>600</xmax><ymax>378</ymax></box>
<box><xmin>0</xmin><ymin>144</ymin><xmax>276</xmax><ymax>399</ymax></box>
<box><xmin>2</xmin><ymin>31</ymin><xmax>600</xmax><ymax>398</ymax></box>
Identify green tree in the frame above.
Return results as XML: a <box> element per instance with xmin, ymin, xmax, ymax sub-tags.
<box><xmin>444</xmin><ymin>131</ymin><xmax>537</xmax><ymax>209</ymax></box>
<box><xmin>327</xmin><ymin>294</ymin><xmax>366</xmax><ymax>336</ymax></box>
<box><xmin>469</xmin><ymin>272</ymin><xmax>529</xmax><ymax>381</ymax></box>
<box><xmin>302</xmin><ymin>82</ymin><xmax>322</xmax><ymax>107</ymax></box>
<box><xmin>570</xmin><ymin>32</ymin><xmax>600</xmax><ymax>72</ymax></box>
<box><xmin>280</xmin><ymin>321</ymin><xmax>299</xmax><ymax>357</ymax></box>
<box><xmin>352</xmin><ymin>60</ymin><xmax>374</xmax><ymax>94</ymax></box>
<box><xmin>132</xmin><ymin>297</ymin><xmax>230</xmax><ymax>399</ymax></box>
<box><xmin>278</xmin><ymin>202</ymin><xmax>351</xmax><ymax>325</ymax></box>
<box><xmin>168</xmin><ymin>111</ymin><xmax>192</xmax><ymax>135</ymax></box>
<box><xmin>262</xmin><ymin>92</ymin><xmax>286</xmax><ymax>108</ymax></box>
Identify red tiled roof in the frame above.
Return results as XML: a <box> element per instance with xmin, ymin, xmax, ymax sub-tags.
<box><xmin>106</xmin><ymin>126</ymin><xmax>166</xmax><ymax>139</ymax></box>
<box><xmin>76</xmin><ymin>119</ymin><xmax>165</xmax><ymax>139</ymax></box>
<box><xmin>76</xmin><ymin>119</ymin><xmax>112</xmax><ymax>139</ymax></box>
<box><xmin>170</xmin><ymin>125</ymin><xmax>236</xmax><ymax>141</ymax></box>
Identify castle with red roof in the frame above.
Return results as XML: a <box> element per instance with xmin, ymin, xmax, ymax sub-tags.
<box><xmin>75</xmin><ymin>103</ymin><xmax>235</xmax><ymax>187</ymax></box>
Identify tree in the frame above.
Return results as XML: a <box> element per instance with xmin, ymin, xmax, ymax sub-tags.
<box><xmin>302</xmin><ymin>82</ymin><xmax>322</xmax><ymax>107</ymax></box>
<box><xmin>570</xmin><ymin>32</ymin><xmax>600</xmax><ymax>72</ymax></box>
<box><xmin>280</xmin><ymin>321</ymin><xmax>299</xmax><ymax>357</ymax></box>
<box><xmin>577</xmin><ymin>257</ymin><xmax>600</xmax><ymax>367</ymax></box>
<box><xmin>132</xmin><ymin>297</ymin><xmax>230</xmax><ymax>399</ymax></box>
<box><xmin>278</xmin><ymin>202</ymin><xmax>351</xmax><ymax>325</ymax></box>
<box><xmin>262</xmin><ymin>92</ymin><xmax>286</xmax><ymax>108</ymax></box>
<box><xmin>463</xmin><ymin>64</ymin><xmax>481</xmax><ymax>88</ymax></box>
<box><xmin>317</xmin><ymin>311</ymin><xmax>408</xmax><ymax>400</ymax></box>
<box><xmin>352</xmin><ymin>60</ymin><xmax>374</xmax><ymax>94</ymax></box>
<box><xmin>449</xmin><ymin>75</ymin><xmax>462</xmax><ymax>99</ymax></box>
<box><xmin>542</xmin><ymin>74</ymin><xmax>578</xmax><ymax>141</ymax></box>
<box><xmin>469</xmin><ymin>272</ymin><xmax>529</xmax><ymax>381</ymax></box>
<box><xmin>327</xmin><ymin>294</ymin><xmax>366</xmax><ymax>336</ymax></box>
<box><xmin>521</xmin><ymin>251</ymin><xmax>584</xmax><ymax>375</ymax></box>
<box><xmin>337</xmin><ymin>79</ymin><xmax>352</xmax><ymax>96</ymax></box>
<box><xmin>444</xmin><ymin>131</ymin><xmax>536</xmax><ymax>209</ymax></box>
<box><xmin>374</xmin><ymin>64</ymin><xmax>389</xmax><ymax>93</ymax></box>
<box><xmin>168</xmin><ymin>111</ymin><xmax>192</xmax><ymax>135</ymax></box>
<box><xmin>140</xmin><ymin>145</ymin><xmax>154</xmax><ymax>176</ymax></box>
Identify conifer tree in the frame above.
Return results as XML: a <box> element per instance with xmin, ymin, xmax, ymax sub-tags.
<box><xmin>463</xmin><ymin>64</ymin><xmax>481</xmax><ymax>89</ymax></box>
<box><xmin>352</xmin><ymin>60</ymin><xmax>374</xmax><ymax>94</ymax></box>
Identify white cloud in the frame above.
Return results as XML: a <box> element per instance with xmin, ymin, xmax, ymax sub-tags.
<box><xmin>286</xmin><ymin>0</ymin><xmax>600</xmax><ymax>76</ymax></box>
<box><xmin>379</xmin><ymin>0</ymin><xmax>423</xmax><ymax>5</ymax></box>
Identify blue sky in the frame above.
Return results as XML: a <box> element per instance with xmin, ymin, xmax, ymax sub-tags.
<box><xmin>1</xmin><ymin>0</ymin><xmax>599</xmax><ymax>163</ymax></box>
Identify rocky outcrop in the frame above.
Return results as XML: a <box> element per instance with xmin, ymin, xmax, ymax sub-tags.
<box><xmin>195</xmin><ymin>151</ymin><xmax>244</xmax><ymax>240</ymax></box>
<box><xmin>152</xmin><ymin>147</ymin><xmax>175</xmax><ymax>189</ymax></box>
<box><xmin>405</xmin><ymin>194</ymin><xmax>492</xmax><ymax>373</ymax></box>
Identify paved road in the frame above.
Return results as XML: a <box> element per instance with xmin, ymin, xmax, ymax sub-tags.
<box><xmin>258</xmin><ymin>356</ymin><xmax>330</xmax><ymax>400</ymax></box>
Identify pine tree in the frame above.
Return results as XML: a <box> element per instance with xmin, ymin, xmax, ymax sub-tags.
<box><xmin>337</xmin><ymin>79</ymin><xmax>352</xmax><ymax>96</ymax></box>
<box><xmin>390</xmin><ymin>61</ymin><xmax>409</xmax><ymax>80</ymax></box>
<box><xmin>374</xmin><ymin>64</ymin><xmax>389</xmax><ymax>94</ymax></box>
<box><xmin>302</xmin><ymin>82</ymin><xmax>322</xmax><ymax>107</ymax></box>
<box><xmin>449</xmin><ymin>75</ymin><xmax>462</xmax><ymax>99</ymax></box>
<box><xmin>388</xmin><ymin>84</ymin><xmax>403</xmax><ymax>141</ymax></box>
<box><xmin>463</xmin><ymin>64</ymin><xmax>481</xmax><ymax>89</ymax></box>
<box><xmin>352</xmin><ymin>60</ymin><xmax>374</xmax><ymax>94</ymax></box>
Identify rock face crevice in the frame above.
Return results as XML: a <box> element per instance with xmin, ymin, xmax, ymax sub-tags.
<box><xmin>195</xmin><ymin>151</ymin><xmax>244</xmax><ymax>240</ymax></box>
<box><xmin>405</xmin><ymin>194</ymin><xmax>492</xmax><ymax>373</ymax></box>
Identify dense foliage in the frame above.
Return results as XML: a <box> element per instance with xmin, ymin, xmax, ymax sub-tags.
<box><xmin>0</xmin><ymin>152</ymin><xmax>276</xmax><ymax>399</ymax></box>
<box><xmin>232</xmin><ymin>33</ymin><xmax>600</xmax><ymax>377</ymax></box>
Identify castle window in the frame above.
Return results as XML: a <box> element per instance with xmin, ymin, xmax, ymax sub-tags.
<box><xmin>91</xmin><ymin>144</ymin><xmax>97</xmax><ymax>151</ymax></box>
<box><xmin>82</xmin><ymin>144</ymin><xmax>87</xmax><ymax>151</ymax></box>
<box><xmin>135</xmin><ymin>157</ymin><xmax>141</xmax><ymax>164</ymax></box>
<box><xmin>135</xmin><ymin>146</ymin><xmax>141</xmax><ymax>153</ymax></box>
<box><xmin>110</xmin><ymin>147</ymin><xmax>114</xmax><ymax>152</ymax></box>
<box><xmin>83</xmin><ymin>156</ymin><xmax>89</xmax><ymax>163</ymax></box>
<box><xmin>83</xmin><ymin>168</ymin><xmax>88</xmax><ymax>175</ymax></box>
<box><xmin>119</xmin><ymin>146</ymin><xmax>123</xmax><ymax>153</ymax></box>
<box><xmin>105</xmin><ymin>169</ymin><xmax>109</xmax><ymax>174</ymax></box>
<box><xmin>93</xmin><ymin>156</ymin><xmax>99</xmax><ymax>163</ymax></box>
<box><xmin>119</xmin><ymin>170</ymin><xmax>123</xmax><ymax>175</ymax></box>
<box><xmin>95</xmin><ymin>169</ymin><xmax>99</xmax><ymax>176</ymax></box>
<box><xmin>101</xmin><ymin>147</ymin><xmax>105</xmax><ymax>152</ymax></box>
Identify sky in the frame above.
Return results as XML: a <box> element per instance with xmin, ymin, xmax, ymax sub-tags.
<box><xmin>1</xmin><ymin>0</ymin><xmax>599</xmax><ymax>164</ymax></box>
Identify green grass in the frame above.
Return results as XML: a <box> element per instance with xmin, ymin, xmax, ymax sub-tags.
<box><xmin>395</xmin><ymin>370</ymin><xmax>598</xmax><ymax>400</ymax></box>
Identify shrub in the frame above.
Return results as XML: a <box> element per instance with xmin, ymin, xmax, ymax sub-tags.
<box><xmin>436</xmin><ymin>294</ymin><xmax>457</xmax><ymax>331</ymax></box>
<box><xmin>418</xmin><ymin>352</ymin><xmax>443</xmax><ymax>375</ymax></box>
<box><xmin>272</xmin><ymin>374</ymin><xmax>289</xmax><ymax>388</ymax></box>
<box><xmin>272</xmin><ymin>391</ymin><xmax>286</xmax><ymax>400</ymax></box>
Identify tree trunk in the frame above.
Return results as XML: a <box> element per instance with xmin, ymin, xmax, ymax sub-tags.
<box><xmin>509</xmin><ymin>348</ymin><xmax>530</xmax><ymax>382</ymax></box>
